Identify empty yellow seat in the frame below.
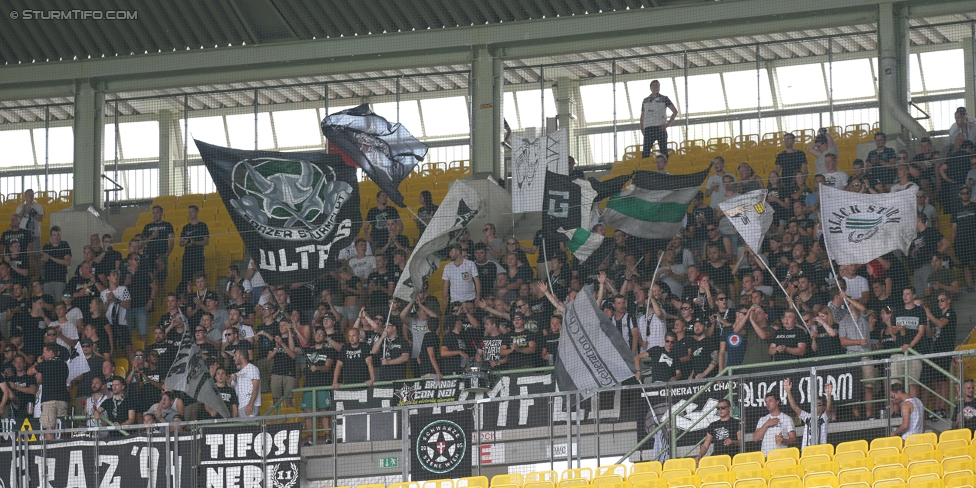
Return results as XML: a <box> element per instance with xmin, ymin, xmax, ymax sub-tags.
<box><xmin>526</xmin><ymin>483</ymin><xmax>556</xmax><ymax>488</ymax></box>
<box><xmin>528</xmin><ymin>473</ymin><xmax>559</xmax><ymax>484</ymax></box>
<box><xmin>702</xmin><ymin>473</ymin><xmax>736</xmax><ymax>485</ymax></box>
<box><xmin>734</xmin><ymin>481</ymin><xmax>766</xmax><ymax>488</ymax></box>
<box><xmin>599</xmin><ymin>467</ymin><xmax>628</xmax><ymax>479</ymax></box>
<box><xmin>666</xmin><ymin>460</ymin><xmax>698</xmax><ymax>473</ymax></box>
<box><xmin>563</xmin><ymin>468</ymin><xmax>593</xmax><ymax>482</ymax></box>
<box><xmin>840</xmin><ymin>458</ymin><xmax>875</xmax><ymax>471</ymax></box>
<box><xmin>770</xmin><ymin>449</ymin><xmax>801</xmax><ymax>463</ymax></box>
<box><xmin>804</xmin><ymin>474</ymin><xmax>839</xmax><ymax>488</ymax></box>
<box><xmin>906</xmin><ymin>434</ymin><xmax>939</xmax><ymax>449</ymax></box>
<box><xmin>493</xmin><ymin>474</ymin><xmax>524</xmax><ymax>487</ymax></box>
<box><xmin>703</xmin><ymin>483</ymin><xmax>733</xmax><ymax>488</ymax></box>
<box><xmin>945</xmin><ymin>473</ymin><xmax>975</xmax><ymax>488</ymax></box>
<box><xmin>942</xmin><ymin>430</ymin><xmax>974</xmax><ymax>444</ymax></box>
<box><xmin>633</xmin><ymin>463</ymin><xmax>664</xmax><ymax>476</ymax></box>
<box><xmin>701</xmin><ymin>456</ymin><xmax>733</xmax><ymax>470</ymax></box>
<box><xmin>945</xmin><ymin>458</ymin><xmax>975</xmax><ymax>475</ymax></box>
<box><xmin>667</xmin><ymin>476</ymin><xmax>701</xmax><ymax>488</ymax></box>
<box><xmin>839</xmin><ymin>468</ymin><xmax>874</xmax><ymax>486</ymax></box>
<box><xmin>771</xmin><ymin>465</ymin><xmax>805</xmax><ymax>479</ymax></box>
<box><xmin>662</xmin><ymin>471</ymin><xmax>694</xmax><ymax>483</ymax></box>
<box><xmin>734</xmin><ymin>453</ymin><xmax>766</xmax><ymax>467</ymax></box>
<box><xmin>697</xmin><ymin>466</ymin><xmax>729</xmax><ymax>479</ymax></box>
<box><xmin>874</xmin><ymin>467</ymin><xmax>909</xmax><ymax>482</ymax></box>
<box><xmin>771</xmin><ymin>478</ymin><xmax>803</xmax><ymax>488</ymax></box>
<box><xmin>767</xmin><ymin>459</ymin><xmax>799</xmax><ymax>471</ymax></box>
<box><xmin>595</xmin><ymin>477</ymin><xmax>624</xmax><ymax>488</ymax></box>
<box><xmin>804</xmin><ymin>445</ymin><xmax>836</xmax><ymax>459</ymax></box>
<box><xmin>459</xmin><ymin>477</ymin><xmax>491</xmax><ymax>488</ymax></box>
<box><xmin>633</xmin><ymin>479</ymin><xmax>668</xmax><ymax>488</ymax></box>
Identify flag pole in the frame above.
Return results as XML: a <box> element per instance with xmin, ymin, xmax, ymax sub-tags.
<box><xmin>646</xmin><ymin>249</ymin><xmax>666</xmax><ymax>318</ymax></box>
<box><xmin>817</xmin><ymin>184</ymin><xmax>865</xmax><ymax>340</ymax></box>
<box><xmin>542</xmin><ymin>238</ymin><xmax>554</xmax><ymax>292</ymax></box>
<box><xmin>750</xmin><ymin>248</ymin><xmax>808</xmax><ymax>329</ymax></box>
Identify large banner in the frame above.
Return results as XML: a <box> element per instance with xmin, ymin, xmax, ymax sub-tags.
<box><xmin>512</xmin><ymin>128</ymin><xmax>568</xmax><ymax>213</ymax></box>
<box><xmin>200</xmin><ymin>425</ymin><xmax>302</xmax><ymax>488</ymax></box>
<box><xmin>0</xmin><ymin>433</ymin><xmax>196</xmax><ymax>487</ymax></box>
<box><xmin>410</xmin><ymin>409</ymin><xmax>474</xmax><ymax>481</ymax></box>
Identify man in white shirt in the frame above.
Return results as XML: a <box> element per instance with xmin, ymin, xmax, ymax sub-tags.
<box><xmin>231</xmin><ymin>348</ymin><xmax>261</xmax><ymax>417</ymax></box>
<box><xmin>705</xmin><ymin>156</ymin><xmax>735</xmax><ymax>199</ymax></box>
<box><xmin>945</xmin><ymin>107</ymin><xmax>976</xmax><ymax>155</ymax></box>
<box><xmin>821</xmin><ymin>153</ymin><xmax>848</xmax><ymax>189</ymax></box>
<box><xmin>640</xmin><ymin>80</ymin><xmax>678</xmax><ymax>158</ymax></box>
<box><xmin>442</xmin><ymin>244</ymin><xmax>480</xmax><ymax>304</ymax></box>
<box><xmin>753</xmin><ymin>393</ymin><xmax>797</xmax><ymax>455</ymax></box>
<box><xmin>783</xmin><ymin>377</ymin><xmax>832</xmax><ymax>449</ymax></box>
<box><xmin>808</xmin><ymin>129</ymin><xmax>838</xmax><ymax>176</ymax></box>
<box><xmin>15</xmin><ymin>189</ymin><xmax>44</xmax><ymax>267</ymax></box>
<box><xmin>840</xmin><ymin>264</ymin><xmax>870</xmax><ymax>303</ymax></box>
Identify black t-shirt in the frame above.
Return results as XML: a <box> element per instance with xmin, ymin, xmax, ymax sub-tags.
<box><xmin>931</xmin><ymin>308</ymin><xmax>957</xmax><ymax>354</ymax></box>
<box><xmin>776</xmin><ymin>151</ymin><xmax>808</xmax><ymax>185</ymax></box>
<box><xmin>104</xmin><ymin>394</ymin><xmax>135</xmax><ymax>424</ymax></box>
<box><xmin>376</xmin><ymin>335</ymin><xmax>410</xmax><ymax>381</ymax></box>
<box><xmin>772</xmin><ymin>327</ymin><xmax>810</xmax><ymax>362</ymax></box>
<box><xmin>507</xmin><ymin>329</ymin><xmax>541</xmax><ymax>370</ymax></box>
<box><xmin>1</xmin><ymin>228</ymin><xmax>31</xmax><ymax>252</ymax></box>
<box><xmin>223</xmin><ymin>341</ymin><xmax>252</xmax><ymax>374</ymax></box>
<box><xmin>870</xmin><ymin>164</ymin><xmax>897</xmax><ymax>190</ymax></box>
<box><xmin>271</xmin><ymin>339</ymin><xmax>296</xmax><ymax>377</ymax></box>
<box><xmin>366</xmin><ymin>206</ymin><xmax>400</xmax><ymax>243</ymax></box>
<box><xmin>151</xmin><ymin>339</ymin><xmax>179</xmax><ymax>374</ymax></box>
<box><xmin>440</xmin><ymin>331</ymin><xmax>467</xmax><ymax>376</ymax></box>
<box><xmin>893</xmin><ymin>305</ymin><xmax>928</xmax><ymax>349</ymax></box>
<box><xmin>95</xmin><ymin>248</ymin><xmax>122</xmax><ymax>278</ymax></box>
<box><xmin>303</xmin><ymin>345</ymin><xmax>332</xmax><ymax>388</ymax></box>
<box><xmin>142</xmin><ymin>221</ymin><xmax>175</xmax><ymax>259</ymax></box>
<box><xmin>814</xmin><ymin>324</ymin><xmax>843</xmax><ymax>358</ymax></box>
<box><xmin>706</xmin><ymin>418</ymin><xmax>742</xmax><ymax>457</ymax></box>
<box><xmin>951</xmin><ymin>203</ymin><xmax>976</xmax><ymax>249</ymax></box>
<box><xmin>418</xmin><ymin>332</ymin><xmax>440</xmax><ymax>376</ymax></box>
<box><xmin>8</xmin><ymin>374</ymin><xmax>36</xmax><ymax>417</ymax></box>
<box><xmin>338</xmin><ymin>344</ymin><xmax>370</xmax><ymax>385</ymax></box>
<box><xmin>705</xmin><ymin>262</ymin><xmax>734</xmax><ymax>292</ymax></box>
<box><xmin>180</xmin><ymin>221</ymin><xmax>209</xmax><ymax>261</ymax></box>
<box><xmin>687</xmin><ymin>335</ymin><xmax>719</xmax><ymax>378</ymax></box>
<box><xmin>479</xmin><ymin>334</ymin><xmax>506</xmax><ymax>363</ymax></box>
<box><xmin>66</xmin><ymin>275</ymin><xmax>97</xmax><ymax>311</ymax></box>
<box><xmin>215</xmin><ymin>385</ymin><xmax>238</xmax><ymax>416</ymax></box>
<box><xmin>42</xmin><ymin>241</ymin><xmax>72</xmax><ymax>283</ymax></box>
<box><xmin>645</xmin><ymin>346</ymin><xmax>679</xmax><ymax>383</ymax></box>
<box><xmin>910</xmin><ymin>227</ymin><xmax>944</xmax><ymax>269</ymax></box>
<box><xmin>37</xmin><ymin>359</ymin><xmax>70</xmax><ymax>402</ymax></box>
<box><xmin>129</xmin><ymin>267</ymin><xmax>154</xmax><ymax>308</ymax></box>
<box><xmin>543</xmin><ymin>331</ymin><xmax>561</xmax><ymax>365</ymax></box>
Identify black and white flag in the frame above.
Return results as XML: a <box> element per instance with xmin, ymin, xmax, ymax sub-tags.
<box><xmin>512</xmin><ymin>128</ymin><xmax>568</xmax><ymax>213</ymax></box>
<box><xmin>195</xmin><ymin>141</ymin><xmax>361</xmax><ymax>286</ymax></box>
<box><xmin>554</xmin><ymin>285</ymin><xmax>636</xmax><ymax>400</ymax></box>
<box><xmin>166</xmin><ymin>331</ymin><xmax>232</xmax><ymax>419</ymax></box>
<box><xmin>393</xmin><ymin>181</ymin><xmax>485</xmax><ymax>302</ymax></box>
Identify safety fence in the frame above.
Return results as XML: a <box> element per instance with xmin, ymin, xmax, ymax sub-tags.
<box><xmin>3</xmin><ymin>348</ymin><xmax>976</xmax><ymax>487</ymax></box>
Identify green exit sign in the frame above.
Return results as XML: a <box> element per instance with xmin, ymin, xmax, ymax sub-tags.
<box><xmin>378</xmin><ymin>457</ymin><xmax>399</xmax><ymax>468</ymax></box>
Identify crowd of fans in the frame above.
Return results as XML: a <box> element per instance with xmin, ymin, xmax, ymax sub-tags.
<box><xmin>0</xmin><ymin>108</ymin><xmax>974</xmax><ymax>445</ymax></box>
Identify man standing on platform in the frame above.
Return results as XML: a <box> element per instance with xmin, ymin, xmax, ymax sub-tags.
<box><xmin>640</xmin><ymin>80</ymin><xmax>678</xmax><ymax>158</ymax></box>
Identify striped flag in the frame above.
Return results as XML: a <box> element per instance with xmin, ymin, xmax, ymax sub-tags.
<box><xmin>602</xmin><ymin>167</ymin><xmax>712</xmax><ymax>239</ymax></box>
<box><xmin>718</xmin><ymin>189</ymin><xmax>775</xmax><ymax>252</ymax></box>
<box><xmin>554</xmin><ymin>285</ymin><xmax>636</xmax><ymax>400</ymax></box>
<box><xmin>558</xmin><ymin>227</ymin><xmax>611</xmax><ymax>263</ymax></box>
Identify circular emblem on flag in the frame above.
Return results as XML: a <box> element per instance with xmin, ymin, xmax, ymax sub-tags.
<box><xmin>230</xmin><ymin>157</ymin><xmax>352</xmax><ymax>239</ymax></box>
<box><xmin>827</xmin><ymin>205</ymin><xmax>903</xmax><ymax>244</ymax></box>
<box><xmin>727</xmin><ymin>333</ymin><xmax>742</xmax><ymax>348</ymax></box>
<box><xmin>416</xmin><ymin>419</ymin><xmax>467</xmax><ymax>474</ymax></box>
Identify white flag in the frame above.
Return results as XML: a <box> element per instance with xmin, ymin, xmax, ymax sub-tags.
<box><xmin>820</xmin><ymin>184</ymin><xmax>916</xmax><ymax>265</ymax></box>
<box><xmin>718</xmin><ymin>189</ymin><xmax>775</xmax><ymax>252</ymax></box>
<box><xmin>512</xmin><ymin>129</ymin><xmax>568</xmax><ymax>213</ymax></box>
<box><xmin>394</xmin><ymin>180</ymin><xmax>486</xmax><ymax>301</ymax></box>
<box><xmin>65</xmin><ymin>342</ymin><xmax>90</xmax><ymax>386</ymax></box>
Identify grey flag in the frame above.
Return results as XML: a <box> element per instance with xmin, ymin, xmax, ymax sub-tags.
<box><xmin>166</xmin><ymin>333</ymin><xmax>232</xmax><ymax>419</ymax></box>
<box><xmin>554</xmin><ymin>285</ymin><xmax>636</xmax><ymax>401</ymax></box>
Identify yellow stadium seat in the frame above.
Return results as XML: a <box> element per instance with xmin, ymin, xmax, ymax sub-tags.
<box><xmin>807</xmin><ymin>462</ymin><xmax>840</xmax><ymax>476</ymax></box>
<box><xmin>802</xmin><ymin>457</ymin><xmax>833</xmax><ymax>470</ymax></box>
<box><xmin>423</xmin><ymin>480</ymin><xmax>454</xmax><ymax>488</ymax></box>
<box><xmin>874</xmin><ymin>467</ymin><xmax>909</xmax><ymax>482</ymax></box>
<box><xmin>526</xmin><ymin>483</ymin><xmax>556</xmax><ymax>488</ymax></box>
<box><xmin>771</xmin><ymin>478</ymin><xmax>803</xmax><ymax>488</ymax></box>
<box><xmin>662</xmin><ymin>471</ymin><xmax>694</xmax><ymax>483</ymax></box>
<box><xmin>872</xmin><ymin>452</ymin><xmax>907</xmax><ymax>465</ymax></box>
<box><xmin>734</xmin><ymin>453</ymin><xmax>766</xmax><ymax>467</ymax></box>
<box><xmin>702</xmin><ymin>473</ymin><xmax>736</xmax><ymax>485</ymax></box>
<box><xmin>114</xmin><ymin>365</ymin><xmax>127</xmax><ymax>378</ymax></box>
<box><xmin>904</xmin><ymin>446</ymin><xmax>937</xmax><ymax>458</ymax></box>
<box><xmin>703</xmin><ymin>483</ymin><xmax>733</xmax><ymax>488</ymax></box>
<box><xmin>697</xmin><ymin>466</ymin><xmax>728</xmax><ymax>479</ymax></box>
<box><xmin>115</xmin><ymin>358</ymin><xmax>129</xmax><ymax>374</ymax></box>
<box><xmin>667</xmin><ymin>476</ymin><xmax>701</xmax><ymax>488</ymax></box>
<box><xmin>733</xmin><ymin>481</ymin><xmax>766</xmax><ymax>488</ymax></box>
<box><xmin>945</xmin><ymin>458</ymin><xmax>975</xmax><ymax>475</ymax></box>
<box><xmin>910</xmin><ymin>452</ymin><xmax>943</xmax><ymax>465</ymax></box>
<box><xmin>633</xmin><ymin>463</ymin><xmax>665</xmax><ymax>477</ymax></box>
<box><xmin>908</xmin><ymin>463</ymin><xmax>941</xmax><ymax>478</ymax></box>
<box><xmin>632</xmin><ymin>474</ymin><xmax>662</xmax><ymax>485</ymax></box>
<box><xmin>732</xmin><ymin>464</ymin><xmax>764</xmax><ymax>477</ymax></box>
<box><xmin>804</xmin><ymin>445</ymin><xmax>836</xmax><ymax>459</ymax></box>
<box><xmin>359</xmin><ymin>484</ymin><xmax>386</xmax><ymax>488</ymax></box>
<box><xmin>840</xmin><ymin>483</ymin><xmax>871</xmax><ymax>488</ymax></box>
<box><xmin>736</xmin><ymin>468</ymin><xmax>770</xmax><ymax>482</ymax></box>
<box><xmin>632</xmin><ymin>479</ymin><xmax>668</xmax><ymax>488</ymax></box>
<box><xmin>767</xmin><ymin>460</ymin><xmax>798</xmax><ymax>471</ymax></box>
<box><xmin>836</xmin><ymin>452</ymin><xmax>867</xmax><ymax>464</ymax></box>
<box><xmin>560</xmin><ymin>480</ymin><xmax>589</xmax><ymax>488</ymax></box>
<box><xmin>492</xmin><ymin>474</ymin><xmax>524</xmax><ymax>487</ymax></box>
<box><xmin>564</xmin><ymin>469</ymin><xmax>593</xmax><ymax>482</ymax></box>
<box><xmin>804</xmin><ymin>474</ymin><xmax>839</xmax><ymax>488</ymax></box>
<box><xmin>907</xmin><ymin>434</ymin><xmax>939</xmax><ymax>449</ymax></box>
<box><xmin>945</xmin><ymin>446</ymin><xmax>976</xmax><ymax>461</ymax></box>
<box><xmin>667</xmin><ymin>460</ymin><xmax>699</xmax><ymax>473</ymax></box>
<box><xmin>906</xmin><ymin>476</ymin><xmax>942</xmax><ymax>488</ymax></box>
<box><xmin>599</xmin><ymin>467</ymin><xmax>629</xmax><ymax>479</ymax></box>
<box><xmin>945</xmin><ymin>473</ymin><xmax>975</xmax><ymax>488</ymax></box>
<box><xmin>700</xmin><ymin>456</ymin><xmax>732</xmax><ymax>470</ymax></box>
<box><xmin>391</xmin><ymin>483</ymin><xmax>421</xmax><ymax>488</ymax></box>
<box><xmin>771</xmin><ymin>465</ymin><xmax>805</xmax><ymax>479</ymax></box>
<box><xmin>873</xmin><ymin>482</ymin><xmax>907</xmax><ymax>488</ymax></box>
<box><xmin>529</xmin><ymin>473</ymin><xmax>559</xmax><ymax>484</ymax></box>
<box><xmin>459</xmin><ymin>477</ymin><xmax>490</xmax><ymax>488</ymax></box>
<box><xmin>771</xmin><ymin>449</ymin><xmax>801</xmax><ymax>463</ymax></box>
<box><xmin>601</xmin><ymin>482</ymin><xmax>632</xmax><ymax>488</ymax></box>
<box><xmin>595</xmin><ymin>477</ymin><xmax>624</xmax><ymax>488</ymax></box>
<box><xmin>839</xmin><ymin>469</ymin><xmax>874</xmax><ymax>486</ymax></box>
<box><xmin>495</xmin><ymin>484</ymin><xmax>520</xmax><ymax>488</ymax></box>
<box><xmin>942</xmin><ymin>441</ymin><xmax>972</xmax><ymax>454</ymax></box>
<box><xmin>942</xmin><ymin>431</ymin><xmax>974</xmax><ymax>444</ymax></box>
<box><xmin>841</xmin><ymin>458</ymin><xmax>875</xmax><ymax>471</ymax></box>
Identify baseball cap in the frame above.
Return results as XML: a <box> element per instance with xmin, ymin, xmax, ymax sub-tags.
<box><xmin>80</xmin><ymin>338</ymin><xmax>94</xmax><ymax>346</ymax></box>
<box><xmin>956</xmin><ymin>107</ymin><xmax>968</xmax><ymax>114</ymax></box>
<box><xmin>204</xmin><ymin>291</ymin><xmax>219</xmax><ymax>302</ymax></box>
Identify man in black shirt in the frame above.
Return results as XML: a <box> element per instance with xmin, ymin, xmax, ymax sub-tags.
<box><xmin>142</xmin><ymin>205</ymin><xmax>175</xmax><ymax>279</ymax></box>
<box><xmin>66</xmin><ymin>260</ymin><xmax>102</xmax><ymax>313</ymax></box>
<box><xmin>40</xmin><ymin>226</ymin><xmax>72</xmax><ymax>300</ymax></box>
<box><xmin>333</xmin><ymin>328</ymin><xmax>375</xmax><ymax>388</ymax></box>
<box><xmin>5</xmin><ymin>354</ymin><xmax>36</xmax><ymax>421</ymax></box>
<box><xmin>634</xmin><ymin>331</ymin><xmax>682</xmax><ymax>383</ymax></box>
<box><xmin>472</xmin><ymin>244</ymin><xmax>503</xmax><ymax>297</ymax></box>
<box><xmin>503</xmin><ymin>312</ymin><xmax>540</xmax><ymax>370</ymax></box>
<box><xmin>150</xmin><ymin>326</ymin><xmax>180</xmax><ymax>374</ymax></box>
<box><xmin>476</xmin><ymin>317</ymin><xmax>509</xmax><ymax>370</ymax></box>
<box><xmin>686</xmin><ymin>318</ymin><xmax>720</xmax><ymax>379</ymax></box>
<box><xmin>371</xmin><ymin>321</ymin><xmax>410</xmax><ymax>382</ymax></box>
<box><xmin>94</xmin><ymin>376</ymin><xmax>136</xmax><ymax>435</ymax></box>
<box><xmin>892</xmin><ymin>287</ymin><xmax>928</xmax><ymax>399</ymax></box>
<box><xmin>94</xmin><ymin>234</ymin><xmax>122</xmax><ymax>287</ymax></box>
<box><xmin>1</xmin><ymin>214</ymin><xmax>31</xmax><ymax>254</ymax></box>
<box><xmin>696</xmin><ymin>398</ymin><xmax>742</xmax><ymax>462</ymax></box>
<box><xmin>364</xmin><ymin>191</ymin><xmax>400</xmax><ymax>246</ymax></box>
<box><xmin>179</xmin><ymin>205</ymin><xmax>210</xmax><ymax>285</ymax></box>
<box><xmin>126</xmin><ymin>253</ymin><xmax>155</xmax><ymax>344</ymax></box>
<box><xmin>775</xmin><ymin>133</ymin><xmax>809</xmax><ymax>194</ymax></box>
<box><xmin>30</xmin><ymin>344</ymin><xmax>70</xmax><ymax>440</ymax></box>
<box><xmin>770</xmin><ymin>310</ymin><xmax>809</xmax><ymax>362</ymax></box>
<box><xmin>212</xmin><ymin>367</ymin><xmax>239</xmax><ymax>418</ymax></box>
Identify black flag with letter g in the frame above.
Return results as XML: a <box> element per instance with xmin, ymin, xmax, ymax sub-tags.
<box><xmin>195</xmin><ymin>140</ymin><xmax>361</xmax><ymax>286</ymax></box>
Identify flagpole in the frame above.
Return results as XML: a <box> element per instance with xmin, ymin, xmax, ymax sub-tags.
<box><xmin>646</xmin><ymin>250</ymin><xmax>666</xmax><ymax>318</ymax></box>
<box><xmin>751</xmin><ymin>248</ymin><xmax>808</xmax><ymax>329</ymax></box>
<box><xmin>817</xmin><ymin>184</ymin><xmax>865</xmax><ymax>340</ymax></box>
<box><xmin>542</xmin><ymin>238</ymin><xmax>554</xmax><ymax>292</ymax></box>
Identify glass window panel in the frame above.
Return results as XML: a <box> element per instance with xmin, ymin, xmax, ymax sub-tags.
<box><xmin>686</xmin><ymin>73</ymin><xmax>726</xmax><ymax>113</ymax></box>
<box><xmin>759</xmin><ymin>117</ymin><xmax>780</xmax><ymax>135</ymax></box>
<box><xmin>34</xmin><ymin>127</ymin><xmax>73</xmax><ymax>165</ymax></box>
<box><xmin>587</xmin><ymin>133</ymin><xmax>616</xmax><ymax>165</ymax></box>
<box><xmin>226</xmin><ymin>112</ymin><xmax>273</xmax><ymax>150</ymax></box>
<box><xmin>273</xmin><ymin>109</ymin><xmax>322</xmax><ymax>149</ymax></box>
<box><xmin>724</xmin><ymin>69</ymin><xmax>774</xmax><ymax>110</ymax></box>
<box><xmin>119</xmin><ymin>168</ymin><xmax>159</xmax><ymax>200</ymax></box>
<box><xmin>579</xmin><ymin>83</ymin><xmax>616</xmax><ymax>124</ymax></box>
<box><xmin>188</xmin><ymin>165</ymin><xmax>216</xmax><ymax>194</ymax></box>
<box><xmin>909</xmin><ymin>54</ymin><xmax>924</xmax><ymax>94</ymax></box>
<box><xmin>420</xmin><ymin>97</ymin><xmax>470</xmax><ymax>137</ymax></box>
<box><xmin>928</xmin><ymin>98</ymin><xmax>964</xmax><ymax>132</ymax></box>
<box><xmin>186</xmin><ymin>116</ymin><xmax>226</xmax><ymax>155</ymax></box>
<box><xmin>828</xmin><ymin>59</ymin><xmax>875</xmax><ymax>100</ymax></box>
<box><xmin>119</xmin><ymin>121</ymin><xmax>159</xmax><ymax>159</ymax></box>
<box><xmin>919</xmin><ymin>49</ymin><xmax>964</xmax><ymax>91</ymax></box>
<box><xmin>503</xmin><ymin>92</ymin><xmax>517</xmax><ymax>128</ymax></box>
<box><xmin>776</xmin><ymin>63</ymin><xmax>827</xmax><ymax>105</ymax></box>
<box><xmin>0</xmin><ymin>129</ymin><xmax>35</xmax><ymax>167</ymax></box>
<box><xmin>373</xmin><ymin>101</ymin><xmax>424</xmax><ymax>139</ymax></box>
<box><xmin>425</xmin><ymin>145</ymin><xmax>470</xmax><ymax>164</ymax></box>
<box><xmin>514</xmin><ymin>89</ymin><xmax>556</xmax><ymax>130</ymax></box>
<box><xmin>674</xmin><ymin>77</ymin><xmax>686</xmax><ymax>114</ymax></box>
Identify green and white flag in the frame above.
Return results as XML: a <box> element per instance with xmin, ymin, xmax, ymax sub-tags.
<box><xmin>558</xmin><ymin>227</ymin><xmax>611</xmax><ymax>264</ymax></box>
<box><xmin>718</xmin><ymin>189</ymin><xmax>775</xmax><ymax>252</ymax></box>
<box><xmin>602</xmin><ymin>166</ymin><xmax>712</xmax><ymax>239</ymax></box>
<box><xmin>820</xmin><ymin>183</ymin><xmax>915</xmax><ymax>265</ymax></box>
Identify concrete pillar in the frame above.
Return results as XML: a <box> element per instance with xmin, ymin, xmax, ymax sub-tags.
<box><xmin>877</xmin><ymin>3</ymin><xmax>910</xmax><ymax>135</ymax></box>
<box><xmin>72</xmin><ymin>80</ymin><xmax>104</xmax><ymax>208</ymax></box>
<box><xmin>158</xmin><ymin>109</ymin><xmax>183</xmax><ymax>196</ymax></box>
<box><xmin>963</xmin><ymin>32</ymin><xmax>975</xmax><ymax>113</ymax></box>
<box><xmin>470</xmin><ymin>47</ymin><xmax>503</xmax><ymax>179</ymax></box>
<box><xmin>555</xmin><ymin>76</ymin><xmax>577</xmax><ymax>156</ymax></box>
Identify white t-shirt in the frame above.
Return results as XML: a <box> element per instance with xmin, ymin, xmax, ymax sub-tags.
<box><xmin>641</xmin><ymin>94</ymin><xmax>674</xmax><ymax>129</ymax></box>
<box><xmin>15</xmin><ymin>202</ymin><xmax>43</xmax><ymax>237</ymax></box>
<box><xmin>234</xmin><ymin>362</ymin><xmax>261</xmax><ymax>416</ymax></box>
<box><xmin>54</xmin><ymin>317</ymin><xmax>79</xmax><ymax>350</ymax></box>
<box><xmin>442</xmin><ymin>259</ymin><xmax>479</xmax><ymax>302</ymax></box>
<box><xmin>890</xmin><ymin>182</ymin><xmax>918</xmax><ymax>193</ymax></box>
<box><xmin>799</xmin><ymin>410</ymin><xmax>829</xmax><ymax>449</ymax></box>
<box><xmin>247</xmin><ymin>259</ymin><xmax>267</xmax><ymax>288</ymax></box>
<box><xmin>639</xmin><ymin>312</ymin><xmax>667</xmax><ymax>352</ymax></box>
<box><xmin>822</xmin><ymin>171</ymin><xmax>848</xmax><ymax>189</ymax></box>
<box><xmin>102</xmin><ymin>286</ymin><xmax>130</xmax><ymax>326</ymax></box>
<box><xmin>338</xmin><ymin>242</ymin><xmax>372</xmax><ymax>261</ymax></box>
<box><xmin>706</xmin><ymin>173</ymin><xmax>734</xmax><ymax>196</ymax></box>
<box><xmin>813</xmin><ymin>144</ymin><xmax>838</xmax><ymax>175</ymax></box>
<box><xmin>757</xmin><ymin>412</ymin><xmax>796</xmax><ymax>455</ymax></box>
<box><xmin>348</xmin><ymin>255</ymin><xmax>377</xmax><ymax>280</ymax></box>
<box><xmin>842</xmin><ymin>275</ymin><xmax>870</xmax><ymax>302</ymax></box>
